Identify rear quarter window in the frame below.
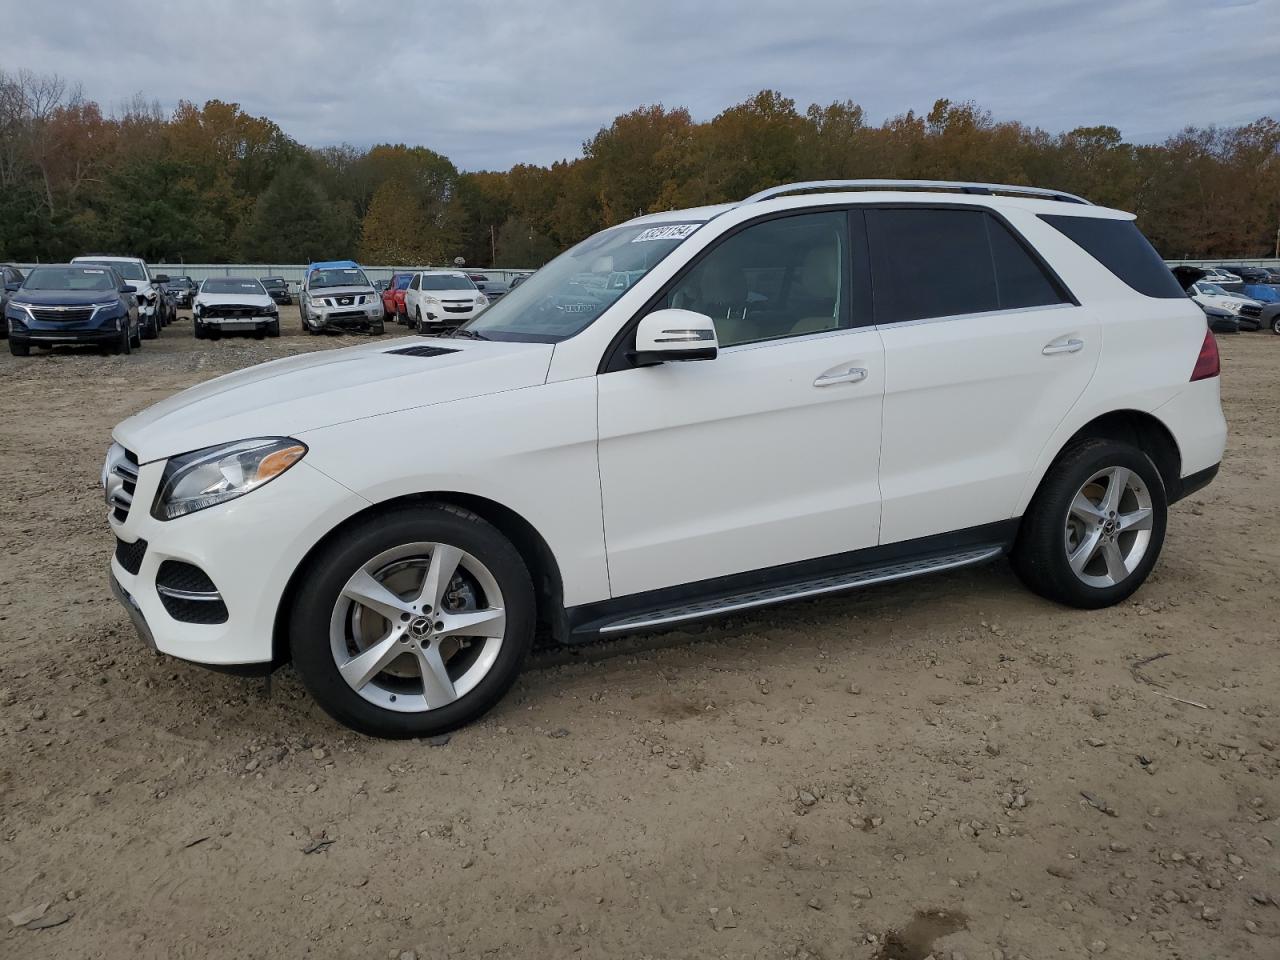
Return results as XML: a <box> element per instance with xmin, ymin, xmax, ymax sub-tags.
<box><xmin>1040</xmin><ymin>215</ymin><xmax>1185</xmax><ymax>299</ymax></box>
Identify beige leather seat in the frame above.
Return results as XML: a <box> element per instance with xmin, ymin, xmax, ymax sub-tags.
<box><xmin>787</xmin><ymin>245</ymin><xmax>841</xmax><ymax>336</ymax></box>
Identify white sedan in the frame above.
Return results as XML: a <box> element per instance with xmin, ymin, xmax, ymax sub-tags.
<box><xmin>404</xmin><ymin>271</ymin><xmax>488</xmax><ymax>332</ymax></box>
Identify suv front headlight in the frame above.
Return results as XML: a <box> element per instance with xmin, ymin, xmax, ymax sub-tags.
<box><xmin>152</xmin><ymin>438</ymin><xmax>307</xmax><ymax>520</ymax></box>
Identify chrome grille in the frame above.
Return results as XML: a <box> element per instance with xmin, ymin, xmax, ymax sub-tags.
<box><xmin>104</xmin><ymin>444</ymin><xmax>140</xmax><ymax>523</ymax></box>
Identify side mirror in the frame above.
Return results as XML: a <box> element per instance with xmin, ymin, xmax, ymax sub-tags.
<box><xmin>154</xmin><ymin>274</ymin><xmax>170</xmax><ymax>283</ymax></box>
<box><xmin>631</xmin><ymin>308</ymin><xmax>718</xmax><ymax>366</ymax></box>
<box><xmin>122</xmin><ymin>284</ymin><xmax>138</xmax><ymax>294</ymax></box>
<box><xmin>4</xmin><ymin>282</ymin><xmax>19</xmax><ymax>293</ymax></box>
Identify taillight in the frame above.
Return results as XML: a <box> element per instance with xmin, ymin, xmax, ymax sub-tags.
<box><xmin>1190</xmin><ymin>329</ymin><xmax>1220</xmax><ymax>381</ymax></box>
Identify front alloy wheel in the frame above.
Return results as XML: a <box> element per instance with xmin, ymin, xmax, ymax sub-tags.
<box><xmin>330</xmin><ymin>543</ymin><xmax>506</xmax><ymax>712</ymax></box>
<box><xmin>291</xmin><ymin>505</ymin><xmax>535</xmax><ymax>737</ymax></box>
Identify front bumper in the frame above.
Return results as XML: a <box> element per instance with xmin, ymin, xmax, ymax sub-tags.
<box><xmin>423</xmin><ymin>304</ymin><xmax>482</xmax><ymax>324</ymax></box>
<box><xmin>107</xmin><ymin>456</ymin><xmax>369</xmax><ymax>665</ymax></box>
<box><xmin>201</xmin><ymin>314</ymin><xmax>277</xmax><ymax>331</ymax></box>
<box><xmin>9</xmin><ymin>312</ymin><xmax>126</xmax><ymax>345</ymax></box>
<box><xmin>110</xmin><ymin>574</ymin><xmax>158</xmax><ymax>653</ymax></box>
<box><xmin>308</xmin><ymin>308</ymin><xmax>382</xmax><ymax>330</ymax></box>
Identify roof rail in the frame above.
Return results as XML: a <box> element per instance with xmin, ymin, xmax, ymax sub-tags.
<box><xmin>743</xmin><ymin>179</ymin><xmax>1091</xmax><ymax>205</ymax></box>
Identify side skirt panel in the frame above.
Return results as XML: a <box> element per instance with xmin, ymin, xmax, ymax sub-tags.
<box><xmin>565</xmin><ymin>519</ymin><xmax>1018</xmax><ymax>641</ymax></box>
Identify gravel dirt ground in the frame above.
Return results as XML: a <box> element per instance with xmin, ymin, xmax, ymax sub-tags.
<box><xmin>1</xmin><ymin>309</ymin><xmax>1277</xmax><ymax>960</ymax></box>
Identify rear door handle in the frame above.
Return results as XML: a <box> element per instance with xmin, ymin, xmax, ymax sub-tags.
<box><xmin>1042</xmin><ymin>337</ymin><xmax>1084</xmax><ymax>356</ymax></box>
<box><xmin>814</xmin><ymin>365</ymin><xmax>868</xmax><ymax>387</ymax></box>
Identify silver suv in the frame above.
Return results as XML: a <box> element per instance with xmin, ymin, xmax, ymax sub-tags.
<box><xmin>299</xmin><ymin>261</ymin><xmax>384</xmax><ymax>335</ymax></box>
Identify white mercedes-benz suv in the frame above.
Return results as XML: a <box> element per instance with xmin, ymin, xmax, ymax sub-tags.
<box><xmin>105</xmin><ymin>180</ymin><xmax>1226</xmax><ymax>738</ymax></box>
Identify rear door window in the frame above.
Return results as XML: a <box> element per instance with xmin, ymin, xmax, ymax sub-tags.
<box><xmin>1039</xmin><ymin>215</ymin><xmax>1185</xmax><ymax>299</ymax></box>
<box><xmin>867</xmin><ymin>208</ymin><xmax>1072</xmax><ymax>324</ymax></box>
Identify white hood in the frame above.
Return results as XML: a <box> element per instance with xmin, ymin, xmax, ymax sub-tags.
<box><xmin>195</xmin><ymin>292</ymin><xmax>275</xmax><ymax>309</ymax></box>
<box><xmin>309</xmin><ymin>284</ymin><xmax>375</xmax><ymax>301</ymax></box>
<box><xmin>113</xmin><ymin>337</ymin><xmax>554</xmax><ymax>463</ymax></box>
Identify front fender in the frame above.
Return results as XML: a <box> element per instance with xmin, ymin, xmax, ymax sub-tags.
<box><xmin>298</xmin><ymin>378</ymin><xmax>609</xmax><ymax>607</ymax></box>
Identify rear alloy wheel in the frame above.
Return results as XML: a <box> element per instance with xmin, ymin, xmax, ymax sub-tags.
<box><xmin>1013</xmin><ymin>438</ymin><xmax>1166</xmax><ymax>608</ymax></box>
<box><xmin>290</xmin><ymin>505</ymin><xmax>534</xmax><ymax>738</ymax></box>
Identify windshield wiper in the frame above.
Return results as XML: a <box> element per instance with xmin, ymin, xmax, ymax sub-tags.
<box><xmin>450</xmin><ymin>327</ymin><xmax>490</xmax><ymax>341</ymax></box>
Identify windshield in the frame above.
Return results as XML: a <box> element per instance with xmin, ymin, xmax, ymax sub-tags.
<box><xmin>23</xmin><ymin>266</ymin><xmax>117</xmax><ymax>292</ymax></box>
<box><xmin>261</xmin><ymin>278</ymin><xmax>285</xmax><ymax>288</ymax></box>
<box><xmin>457</xmin><ymin>220</ymin><xmax>704</xmax><ymax>342</ymax></box>
<box><xmin>80</xmin><ymin>260</ymin><xmax>145</xmax><ymax>281</ymax></box>
<box><xmin>421</xmin><ymin>274</ymin><xmax>476</xmax><ymax>291</ymax></box>
<box><xmin>1198</xmin><ymin>283</ymin><xmax>1226</xmax><ymax>296</ymax></box>
<box><xmin>309</xmin><ymin>267</ymin><xmax>369</xmax><ymax>289</ymax></box>
<box><xmin>204</xmin><ymin>278</ymin><xmax>266</xmax><ymax>295</ymax></box>
<box><xmin>393</xmin><ymin>275</ymin><xmax>413</xmax><ymax>290</ymax></box>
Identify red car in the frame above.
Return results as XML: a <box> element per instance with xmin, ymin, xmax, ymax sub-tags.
<box><xmin>382</xmin><ymin>272</ymin><xmax>415</xmax><ymax>324</ymax></box>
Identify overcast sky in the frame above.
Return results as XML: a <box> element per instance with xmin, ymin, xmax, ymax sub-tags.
<box><xmin>5</xmin><ymin>0</ymin><xmax>1277</xmax><ymax>171</ymax></box>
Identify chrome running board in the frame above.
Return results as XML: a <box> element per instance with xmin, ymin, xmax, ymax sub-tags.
<box><xmin>596</xmin><ymin>546</ymin><xmax>1004</xmax><ymax>635</ymax></box>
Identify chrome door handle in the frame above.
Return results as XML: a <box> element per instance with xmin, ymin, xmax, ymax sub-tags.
<box><xmin>813</xmin><ymin>366</ymin><xmax>868</xmax><ymax>387</ymax></box>
<box><xmin>1042</xmin><ymin>338</ymin><xmax>1084</xmax><ymax>356</ymax></box>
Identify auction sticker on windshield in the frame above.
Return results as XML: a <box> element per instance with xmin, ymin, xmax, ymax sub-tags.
<box><xmin>631</xmin><ymin>224</ymin><xmax>700</xmax><ymax>243</ymax></box>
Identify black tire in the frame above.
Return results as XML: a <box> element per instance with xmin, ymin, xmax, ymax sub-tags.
<box><xmin>415</xmin><ymin>308</ymin><xmax>426</xmax><ymax>334</ymax></box>
<box><xmin>254</xmin><ymin>327</ymin><xmax>266</xmax><ymax>340</ymax></box>
<box><xmin>1273</xmin><ymin>315</ymin><xmax>1280</xmax><ymax>335</ymax></box>
<box><xmin>193</xmin><ymin>320</ymin><xmax>205</xmax><ymax>340</ymax></box>
<box><xmin>131</xmin><ymin>323</ymin><xmax>142</xmax><ymax>348</ymax></box>
<box><xmin>9</xmin><ymin>339</ymin><xmax>30</xmax><ymax>357</ymax></box>
<box><xmin>304</xmin><ymin>313</ymin><xmax>320</xmax><ymax>335</ymax></box>
<box><xmin>267</xmin><ymin>320</ymin><xmax>280</xmax><ymax>338</ymax></box>
<box><xmin>289</xmin><ymin>504</ymin><xmax>536</xmax><ymax>738</ymax></box>
<box><xmin>142</xmin><ymin>314</ymin><xmax>158</xmax><ymax>340</ymax></box>
<box><xmin>370</xmin><ymin>318</ymin><xmax>385</xmax><ymax>336</ymax></box>
<box><xmin>1012</xmin><ymin>438</ymin><xmax>1167</xmax><ymax>609</ymax></box>
<box><xmin>115</xmin><ymin>326</ymin><xmax>131</xmax><ymax>355</ymax></box>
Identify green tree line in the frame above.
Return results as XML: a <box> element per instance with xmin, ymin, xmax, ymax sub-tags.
<box><xmin>1</xmin><ymin>72</ymin><xmax>1276</xmax><ymax>267</ymax></box>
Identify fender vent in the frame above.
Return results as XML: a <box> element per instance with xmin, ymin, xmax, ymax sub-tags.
<box><xmin>384</xmin><ymin>345</ymin><xmax>460</xmax><ymax>358</ymax></box>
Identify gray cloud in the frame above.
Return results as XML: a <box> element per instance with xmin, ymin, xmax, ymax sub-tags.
<box><xmin>6</xmin><ymin>0</ymin><xmax>1277</xmax><ymax>170</ymax></box>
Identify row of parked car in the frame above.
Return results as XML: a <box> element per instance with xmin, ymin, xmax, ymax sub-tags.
<box><xmin>1182</xmin><ymin>264</ymin><xmax>1280</xmax><ymax>334</ymax></box>
<box><xmin>1</xmin><ymin>255</ymin><xmax>534</xmax><ymax>351</ymax></box>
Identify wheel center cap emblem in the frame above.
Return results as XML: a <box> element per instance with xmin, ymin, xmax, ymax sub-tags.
<box><xmin>409</xmin><ymin>617</ymin><xmax>433</xmax><ymax>638</ymax></box>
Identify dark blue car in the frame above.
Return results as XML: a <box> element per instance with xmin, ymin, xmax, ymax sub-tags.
<box><xmin>5</xmin><ymin>264</ymin><xmax>141</xmax><ymax>357</ymax></box>
<box><xmin>1242</xmin><ymin>283</ymin><xmax>1280</xmax><ymax>334</ymax></box>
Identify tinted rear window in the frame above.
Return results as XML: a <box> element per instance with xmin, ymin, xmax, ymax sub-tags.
<box><xmin>1040</xmin><ymin>215</ymin><xmax>1185</xmax><ymax>299</ymax></box>
<box><xmin>867</xmin><ymin>208</ymin><xmax>1070</xmax><ymax>324</ymax></box>
<box><xmin>868</xmin><ymin>209</ymin><xmax>997</xmax><ymax>323</ymax></box>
